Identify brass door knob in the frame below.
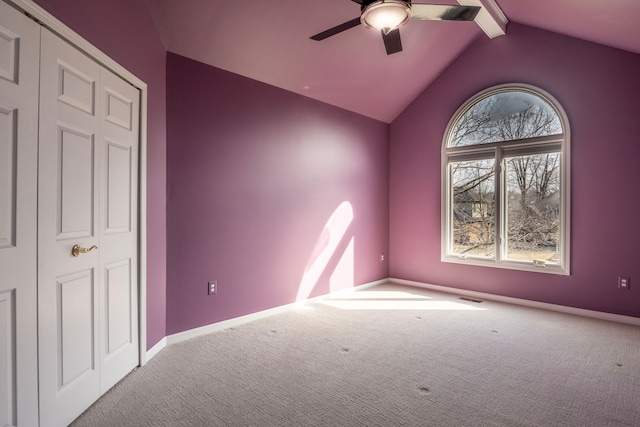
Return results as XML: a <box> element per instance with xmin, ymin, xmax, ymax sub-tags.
<box><xmin>72</xmin><ymin>244</ymin><xmax>98</xmax><ymax>257</ymax></box>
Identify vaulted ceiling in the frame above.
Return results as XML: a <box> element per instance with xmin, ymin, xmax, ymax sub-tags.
<box><xmin>142</xmin><ymin>0</ymin><xmax>640</xmax><ymax>123</ymax></box>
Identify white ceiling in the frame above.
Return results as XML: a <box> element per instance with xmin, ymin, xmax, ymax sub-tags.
<box><xmin>142</xmin><ymin>0</ymin><xmax>640</xmax><ymax>123</ymax></box>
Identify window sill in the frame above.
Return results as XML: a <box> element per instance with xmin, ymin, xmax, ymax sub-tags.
<box><xmin>441</xmin><ymin>255</ymin><xmax>570</xmax><ymax>276</ymax></box>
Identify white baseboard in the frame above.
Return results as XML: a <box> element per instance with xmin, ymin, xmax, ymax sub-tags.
<box><xmin>390</xmin><ymin>277</ymin><xmax>640</xmax><ymax>327</ymax></box>
<box><xmin>144</xmin><ymin>337</ymin><xmax>167</xmax><ymax>363</ymax></box>
<box><xmin>146</xmin><ymin>277</ymin><xmax>639</xmax><ymax>361</ymax></box>
<box><xmin>165</xmin><ymin>278</ymin><xmax>388</xmax><ymax>346</ymax></box>
<box><xmin>142</xmin><ymin>277</ymin><xmax>640</xmax><ymax>364</ymax></box>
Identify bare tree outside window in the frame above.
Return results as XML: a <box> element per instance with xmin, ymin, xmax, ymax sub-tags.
<box><xmin>506</xmin><ymin>153</ymin><xmax>560</xmax><ymax>263</ymax></box>
<box><xmin>451</xmin><ymin>159</ymin><xmax>495</xmax><ymax>257</ymax></box>
<box><xmin>445</xmin><ymin>87</ymin><xmax>567</xmax><ymax>270</ymax></box>
<box><xmin>450</xmin><ymin>92</ymin><xmax>561</xmax><ymax>147</ymax></box>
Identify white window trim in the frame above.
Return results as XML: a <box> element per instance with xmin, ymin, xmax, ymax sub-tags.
<box><xmin>441</xmin><ymin>83</ymin><xmax>571</xmax><ymax>275</ymax></box>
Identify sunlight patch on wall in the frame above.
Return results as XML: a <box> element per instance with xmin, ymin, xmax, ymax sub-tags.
<box><xmin>296</xmin><ymin>201</ymin><xmax>354</xmax><ymax>302</ymax></box>
<box><xmin>330</xmin><ymin>237</ymin><xmax>354</xmax><ymax>293</ymax></box>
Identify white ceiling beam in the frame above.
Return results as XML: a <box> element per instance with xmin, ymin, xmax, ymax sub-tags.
<box><xmin>459</xmin><ymin>0</ymin><xmax>509</xmax><ymax>38</ymax></box>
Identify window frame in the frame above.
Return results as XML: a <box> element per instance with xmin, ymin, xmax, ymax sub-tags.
<box><xmin>441</xmin><ymin>84</ymin><xmax>571</xmax><ymax>275</ymax></box>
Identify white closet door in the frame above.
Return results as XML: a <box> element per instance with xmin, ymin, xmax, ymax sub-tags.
<box><xmin>38</xmin><ymin>27</ymin><xmax>140</xmax><ymax>427</ymax></box>
<box><xmin>0</xmin><ymin>2</ymin><xmax>40</xmax><ymax>426</ymax></box>
<box><xmin>98</xmin><ymin>64</ymin><xmax>139</xmax><ymax>394</ymax></box>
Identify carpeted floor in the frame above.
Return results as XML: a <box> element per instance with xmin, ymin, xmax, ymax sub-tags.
<box><xmin>72</xmin><ymin>282</ymin><xmax>640</xmax><ymax>426</ymax></box>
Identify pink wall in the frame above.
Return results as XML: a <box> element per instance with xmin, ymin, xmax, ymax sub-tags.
<box><xmin>166</xmin><ymin>54</ymin><xmax>389</xmax><ymax>334</ymax></box>
<box><xmin>25</xmin><ymin>3</ymin><xmax>640</xmax><ymax>346</ymax></box>
<box><xmin>390</xmin><ymin>23</ymin><xmax>640</xmax><ymax>317</ymax></box>
<box><xmin>33</xmin><ymin>0</ymin><xmax>168</xmax><ymax>348</ymax></box>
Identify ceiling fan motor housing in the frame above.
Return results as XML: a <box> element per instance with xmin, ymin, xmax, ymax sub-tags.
<box><xmin>360</xmin><ymin>0</ymin><xmax>413</xmax><ymax>32</ymax></box>
<box><xmin>360</xmin><ymin>0</ymin><xmax>411</xmax><ymax>9</ymax></box>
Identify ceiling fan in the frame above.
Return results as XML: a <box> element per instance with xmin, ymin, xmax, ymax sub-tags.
<box><xmin>310</xmin><ymin>0</ymin><xmax>481</xmax><ymax>55</ymax></box>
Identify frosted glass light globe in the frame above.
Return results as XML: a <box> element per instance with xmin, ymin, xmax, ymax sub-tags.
<box><xmin>361</xmin><ymin>0</ymin><xmax>412</xmax><ymax>33</ymax></box>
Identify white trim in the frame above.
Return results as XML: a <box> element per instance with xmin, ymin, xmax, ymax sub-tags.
<box><xmin>166</xmin><ymin>279</ymin><xmax>387</xmax><ymax>346</ymax></box>
<box><xmin>8</xmin><ymin>0</ymin><xmax>149</xmax><ymax>365</ymax></box>
<box><xmin>441</xmin><ymin>256</ymin><xmax>569</xmax><ymax>275</ymax></box>
<box><xmin>138</xmin><ymin>93</ymin><xmax>149</xmax><ymax>366</ymax></box>
<box><xmin>390</xmin><ymin>278</ymin><xmax>640</xmax><ymax>327</ymax></box>
<box><xmin>145</xmin><ymin>337</ymin><xmax>167</xmax><ymax>362</ymax></box>
<box><xmin>458</xmin><ymin>0</ymin><xmax>508</xmax><ymax>39</ymax></box>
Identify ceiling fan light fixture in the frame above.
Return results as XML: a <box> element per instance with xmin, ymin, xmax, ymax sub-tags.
<box><xmin>361</xmin><ymin>0</ymin><xmax>412</xmax><ymax>33</ymax></box>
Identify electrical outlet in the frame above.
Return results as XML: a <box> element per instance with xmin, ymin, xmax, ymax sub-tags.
<box><xmin>208</xmin><ymin>281</ymin><xmax>217</xmax><ymax>295</ymax></box>
<box><xmin>618</xmin><ymin>276</ymin><xmax>630</xmax><ymax>290</ymax></box>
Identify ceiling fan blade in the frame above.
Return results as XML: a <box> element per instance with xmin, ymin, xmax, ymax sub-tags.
<box><xmin>382</xmin><ymin>28</ymin><xmax>402</xmax><ymax>55</ymax></box>
<box><xmin>411</xmin><ymin>4</ymin><xmax>481</xmax><ymax>21</ymax></box>
<box><xmin>310</xmin><ymin>17</ymin><xmax>362</xmax><ymax>41</ymax></box>
<box><xmin>350</xmin><ymin>0</ymin><xmax>364</xmax><ymax>3</ymax></box>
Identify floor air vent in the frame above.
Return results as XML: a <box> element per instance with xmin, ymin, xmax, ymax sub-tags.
<box><xmin>459</xmin><ymin>296</ymin><xmax>483</xmax><ymax>303</ymax></box>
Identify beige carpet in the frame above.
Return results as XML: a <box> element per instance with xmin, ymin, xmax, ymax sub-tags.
<box><xmin>72</xmin><ymin>282</ymin><xmax>640</xmax><ymax>426</ymax></box>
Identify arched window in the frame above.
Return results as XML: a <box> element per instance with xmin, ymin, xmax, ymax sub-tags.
<box><xmin>442</xmin><ymin>84</ymin><xmax>570</xmax><ymax>274</ymax></box>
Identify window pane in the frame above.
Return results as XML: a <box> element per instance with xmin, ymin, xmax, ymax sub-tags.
<box><xmin>449</xmin><ymin>91</ymin><xmax>562</xmax><ymax>147</ymax></box>
<box><xmin>505</xmin><ymin>153</ymin><xmax>561</xmax><ymax>264</ymax></box>
<box><xmin>451</xmin><ymin>159</ymin><xmax>495</xmax><ymax>258</ymax></box>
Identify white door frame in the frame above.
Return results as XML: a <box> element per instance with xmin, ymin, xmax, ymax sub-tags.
<box><xmin>8</xmin><ymin>0</ymin><xmax>150</xmax><ymax>365</ymax></box>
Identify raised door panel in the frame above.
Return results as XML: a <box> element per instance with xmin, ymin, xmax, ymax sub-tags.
<box><xmin>104</xmin><ymin>259</ymin><xmax>132</xmax><ymax>356</ymax></box>
<box><xmin>105</xmin><ymin>141</ymin><xmax>131</xmax><ymax>234</ymax></box>
<box><xmin>105</xmin><ymin>88</ymin><xmax>132</xmax><ymax>130</ymax></box>
<box><xmin>57</xmin><ymin>270</ymin><xmax>96</xmax><ymax>390</ymax></box>
<box><xmin>0</xmin><ymin>105</ymin><xmax>16</xmax><ymax>249</ymax></box>
<box><xmin>0</xmin><ymin>24</ymin><xmax>18</xmax><ymax>84</ymax></box>
<box><xmin>58</xmin><ymin>61</ymin><xmax>95</xmax><ymax>115</ymax></box>
<box><xmin>0</xmin><ymin>291</ymin><xmax>16</xmax><ymax>427</ymax></box>
<box><xmin>57</xmin><ymin>125</ymin><xmax>95</xmax><ymax>239</ymax></box>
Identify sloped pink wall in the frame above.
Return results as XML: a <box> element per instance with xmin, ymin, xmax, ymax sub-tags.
<box><xmin>390</xmin><ymin>23</ymin><xmax>640</xmax><ymax>317</ymax></box>
<box><xmin>165</xmin><ymin>54</ymin><xmax>389</xmax><ymax>334</ymax></box>
<box><xmin>34</xmin><ymin>0</ymin><xmax>168</xmax><ymax>349</ymax></box>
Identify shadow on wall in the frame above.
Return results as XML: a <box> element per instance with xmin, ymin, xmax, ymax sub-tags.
<box><xmin>296</xmin><ymin>201</ymin><xmax>355</xmax><ymax>302</ymax></box>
